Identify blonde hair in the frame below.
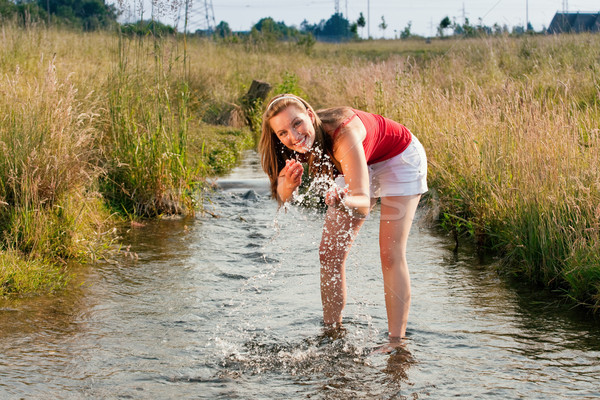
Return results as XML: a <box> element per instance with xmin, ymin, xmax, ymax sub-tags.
<box><xmin>259</xmin><ymin>94</ymin><xmax>337</xmax><ymax>201</ymax></box>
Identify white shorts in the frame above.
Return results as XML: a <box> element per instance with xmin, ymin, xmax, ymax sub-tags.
<box><xmin>335</xmin><ymin>134</ymin><xmax>428</xmax><ymax>198</ymax></box>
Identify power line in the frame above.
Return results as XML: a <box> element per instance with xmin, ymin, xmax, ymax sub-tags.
<box><xmin>187</xmin><ymin>0</ymin><xmax>216</xmax><ymax>32</ymax></box>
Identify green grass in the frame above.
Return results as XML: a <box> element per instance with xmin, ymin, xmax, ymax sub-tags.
<box><xmin>0</xmin><ymin>251</ymin><xmax>67</xmax><ymax>296</ymax></box>
<box><xmin>102</xmin><ymin>58</ymin><xmax>195</xmax><ymax>217</ymax></box>
<box><xmin>1</xmin><ymin>25</ymin><xmax>599</xmax><ymax>309</ymax></box>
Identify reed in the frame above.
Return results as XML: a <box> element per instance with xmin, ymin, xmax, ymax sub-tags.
<box><xmin>0</xmin><ymin>25</ymin><xmax>254</xmax><ymax>295</ymax></box>
<box><xmin>219</xmin><ymin>34</ymin><xmax>599</xmax><ymax>308</ymax></box>
<box><xmin>1</xmin><ymin>23</ymin><xmax>598</xmax><ymax>307</ymax></box>
<box><xmin>101</xmin><ymin>33</ymin><xmax>197</xmax><ymax>217</ymax></box>
<box><xmin>0</xmin><ymin>40</ymin><xmax>108</xmax><ymax>293</ymax></box>
<box><xmin>357</xmin><ymin>35</ymin><xmax>600</xmax><ymax>309</ymax></box>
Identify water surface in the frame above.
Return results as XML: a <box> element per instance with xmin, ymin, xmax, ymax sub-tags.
<box><xmin>1</xmin><ymin>150</ymin><xmax>599</xmax><ymax>399</ymax></box>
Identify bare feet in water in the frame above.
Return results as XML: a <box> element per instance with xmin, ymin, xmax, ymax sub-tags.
<box><xmin>322</xmin><ymin>322</ymin><xmax>347</xmax><ymax>340</ymax></box>
<box><xmin>370</xmin><ymin>336</ymin><xmax>406</xmax><ymax>355</ymax></box>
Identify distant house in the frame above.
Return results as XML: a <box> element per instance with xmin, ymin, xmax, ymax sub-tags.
<box><xmin>547</xmin><ymin>12</ymin><xmax>600</xmax><ymax>33</ymax></box>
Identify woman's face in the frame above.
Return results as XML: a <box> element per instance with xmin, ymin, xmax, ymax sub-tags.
<box><xmin>269</xmin><ymin>104</ymin><xmax>316</xmax><ymax>154</ymax></box>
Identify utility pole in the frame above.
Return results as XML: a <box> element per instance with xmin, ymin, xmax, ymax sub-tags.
<box><xmin>189</xmin><ymin>0</ymin><xmax>216</xmax><ymax>33</ymax></box>
<box><xmin>525</xmin><ymin>0</ymin><xmax>528</xmax><ymax>30</ymax></box>
<box><xmin>335</xmin><ymin>0</ymin><xmax>340</xmax><ymax>15</ymax></box>
<box><xmin>368</xmin><ymin>0</ymin><xmax>370</xmax><ymax>38</ymax></box>
<box><xmin>204</xmin><ymin>0</ymin><xmax>216</xmax><ymax>31</ymax></box>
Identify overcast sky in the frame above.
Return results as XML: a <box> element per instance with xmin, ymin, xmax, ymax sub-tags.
<box><xmin>113</xmin><ymin>1</ymin><xmax>600</xmax><ymax>38</ymax></box>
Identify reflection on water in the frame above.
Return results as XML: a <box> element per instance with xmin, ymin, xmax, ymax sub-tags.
<box><xmin>1</xmin><ymin>150</ymin><xmax>599</xmax><ymax>399</ymax></box>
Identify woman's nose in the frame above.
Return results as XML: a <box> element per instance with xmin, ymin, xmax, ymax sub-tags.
<box><xmin>290</xmin><ymin>129</ymin><xmax>301</xmax><ymax>142</ymax></box>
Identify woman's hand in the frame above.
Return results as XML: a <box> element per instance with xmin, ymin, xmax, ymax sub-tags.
<box><xmin>282</xmin><ymin>159</ymin><xmax>304</xmax><ymax>189</ymax></box>
<box><xmin>325</xmin><ymin>185</ymin><xmax>348</xmax><ymax>207</ymax></box>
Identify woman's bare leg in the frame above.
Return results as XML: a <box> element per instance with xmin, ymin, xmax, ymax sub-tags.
<box><xmin>319</xmin><ymin>205</ymin><xmax>367</xmax><ymax>326</ymax></box>
<box><xmin>379</xmin><ymin>195</ymin><xmax>421</xmax><ymax>339</ymax></box>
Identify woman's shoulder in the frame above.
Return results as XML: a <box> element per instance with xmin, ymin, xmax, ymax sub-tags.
<box><xmin>317</xmin><ymin>106</ymin><xmax>355</xmax><ymax>135</ymax></box>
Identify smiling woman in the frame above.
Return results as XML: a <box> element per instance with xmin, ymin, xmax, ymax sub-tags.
<box><xmin>259</xmin><ymin>93</ymin><xmax>428</xmax><ymax>347</ymax></box>
<box><xmin>268</xmin><ymin>96</ymin><xmax>316</xmax><ymax>153</ymax></box>
<box><xmin>259</xmin><ymin>95</ymin><xmax>335</xmax><ymax>204</ymax></box>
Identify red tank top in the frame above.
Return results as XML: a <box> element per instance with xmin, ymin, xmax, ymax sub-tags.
<box><xmin>332</xmin><ymin>109</ymin><xmax>412</xmax><ymax>165</ymax></box>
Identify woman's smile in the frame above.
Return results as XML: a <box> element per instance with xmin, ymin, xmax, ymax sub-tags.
<box><xmin>294</xmin><ymin>136</ymin><xmax>309</xmax><ymax>150</ymax></box>
<box><xmin>269</xmin><ymin>105</ymin><xmax>315</xmax><ymax>153</ymax></box>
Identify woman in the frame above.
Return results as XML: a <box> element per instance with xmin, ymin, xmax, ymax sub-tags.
<box><xmin>259</xmin><ymin>94</ymin><xmax>427</xmax><ymax>343</ymax></box>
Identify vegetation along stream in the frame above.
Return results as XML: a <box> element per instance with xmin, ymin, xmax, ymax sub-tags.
<box><xmin>1</xmin><ymin>151</ymin><xmax>599</xmax><ymax>399</ymax></box>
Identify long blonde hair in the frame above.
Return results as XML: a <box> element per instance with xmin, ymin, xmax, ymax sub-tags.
<box><xmin>259</xmin><ymin>94</ymin><xmax>338</xmax><ymax>200</ymax></box>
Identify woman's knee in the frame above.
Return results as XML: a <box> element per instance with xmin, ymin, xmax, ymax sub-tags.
<box><xmin>319</xmin><ymin>237</ymin><xmax>352</xmax><ymax>267</ymax></box>
<box><xmin>380</xmin><ymin>248</ymin><xmax>407</xmax><ymax>270</ymax></box>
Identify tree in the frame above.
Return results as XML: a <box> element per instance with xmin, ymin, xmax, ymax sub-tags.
<box><xmin>1</xmin><ymin>0</ymin><xmax>118</xmax><ymax>29</ymax></box>
<box><xmin>37</xmin><ymin>0</ymin><xmax>118</xmax><ymax>30</ymax></box>
<box><xmin>437</xmin><ymin>16</ymin><xmax>451</xmax><ymax>37</ymax></box>
<box><xmin>0</xmin><ymin>0</ymin><xmax>16</xmax><ymax>16</ymax></box>
<box><xmin>400</xmin><ymin>21</ymin><xmax>412</xmax><ymax>39</ymax></box>
<box><xmin>357</xmin><ymin>12</ymin><xmax>366</xmax><ymax>37</ymax></box>
<box><xmin>214</xmin><ymin>20</ymin><xmax>232</xmax><ymax>38</ymax></box>
<box><xmin>302</xmin><ymin>13</ymin><xmax>357</xmax><ymax>42</ymax></box>
<box><xmin>0</xmin><ymin>0</ymin><xmax>45</xmax><ymax>24</ymax></box>
<box><xmin>122</xmin><ymin>19</ymin><xmax>175</xmax><ymax>37</ymax></box>
<box><xmin>253</xmin><ymin>17</ymin><xmax>291</xmax><ymax>40</ymax></box>
<box><xmin>378</xmin><ymin>16</ymin><xmax>387</xmax><ymax>38</ymax></box>
<box><xmin>321</xmin><ymin>13</ymin><xmax>349</xmax><ymax>38</ymax></box>
<box><xmin>526</xmin><ymin>22</ymin><xmax>534</xmax><ymax>32</ymax></box>
<box><xmin>493</xmin><ymin>23</ymin><xmax>502</xmax><ymax>35</ymax></box>
<box><xmin>463</xmin><ymin>18</ymin><xmax>476</xmax><ymax>37</ymax></box>
<box><xmin>512</xmin><ymin>25</ymin><xmax>525</xmax><ymax>35</ymax></box>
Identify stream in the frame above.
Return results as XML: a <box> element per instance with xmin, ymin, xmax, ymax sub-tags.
<box><xmin>1</xmin><ymin>150</ymin><xmax>599</xmax><ymax>399</ymax></box>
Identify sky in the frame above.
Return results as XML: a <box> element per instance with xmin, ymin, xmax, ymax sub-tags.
<box><xmin>113</xmin><ymin>1</ymin><xmax>600</xmax><ymax>38</ymax></box>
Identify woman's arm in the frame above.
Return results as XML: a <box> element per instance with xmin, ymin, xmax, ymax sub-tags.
<box><xmin>276</xmin><ymin>159</ymin><xmax>304</xmax><ymax>203</ymax></box>
<box><xmin>328</xmin><ymin>118</ymin><xmax>371</xmax><ymax>218</ymax></box>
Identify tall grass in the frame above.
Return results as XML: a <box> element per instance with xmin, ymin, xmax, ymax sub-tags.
<box><xmin>1</xmin><ymin>23</ymin><xmax>598</xmax><ymax>307</ymax></box>
<box><xmin>193</xmin><ymin>34</ymin><xmax>600</xmax><ymax>309</ymax></box>
<box><xmin>0</xmin><ymin>25</ymin><xmax>254</xmax><ymax>295</ymax></box>
<box><xmin>101</xmin><ymin>33</ymin><xmax>196</xmax><ymax>217</ymax></box>
<box><xmin>0</xmin><ymin>52</ymin><xmax>107</xmax><ymax>295</ymax></box>
<box><xmin>352</xmin><ymin>36</ymin><xmax>600</xmax><ymax>308</ymax></box>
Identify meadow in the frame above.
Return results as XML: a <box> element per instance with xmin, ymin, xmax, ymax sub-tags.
<box><xmin>0</xmin><ymin>23</ymin><xmax>598</xmax><ymax>310</ymax></box>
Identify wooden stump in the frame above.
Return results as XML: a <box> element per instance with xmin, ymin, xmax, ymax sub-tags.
<box><xmin>240</xmin><ymin>80</ymin><xmax>272</xmax><ymax>130</ymax></box>
<box><xmin>213</xmin><ymin>80</ymin><xmax>272</xmax><ymax>128</ymax></box>
<box><xmin>241</xmin><ymin>80</ymin><xmax>272</xmax><ymax>106</ymax></box>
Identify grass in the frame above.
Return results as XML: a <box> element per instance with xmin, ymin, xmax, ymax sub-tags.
<box><xmin>0</xmin><ymin>24</ymin><xmax>253</xmax><ymax>296</ymax></box>
<box><xmin>0</xmin><ymin>24</ymin><xmax>598</xmax><ymax>309</ymax></box>
<box><xmin>101</xmin><ymin>35</ymin><xmax>195</xmax><ymax>217</ymax></box>
<box><xmin>0</xmin><ymin>250</ymin><xmax>66</xmax><ymax>296</ymax></box>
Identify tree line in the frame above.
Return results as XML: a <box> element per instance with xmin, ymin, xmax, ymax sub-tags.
<box><xmin>436</xmin><ymin>15</ymin><xmax>538</xmax><ymax>38</ymax></box>
<box><xmin>0</xmin><ymin>0</ymin><xmax>545</xmax><ymax>40</ymax></box>
<box><xmin>0</xmin><ymin>0</ymin><xmax>358</xmax><ymax>41</ymax></box>
<box><xmin>0</xmin><ymin>0</ymin><xmax>118</xmax><ymax>30</ymax></box>
<box><xmin>211</xmin><ymin>13</ymin><xmax>359</xmax><ymax>44</ymax></box>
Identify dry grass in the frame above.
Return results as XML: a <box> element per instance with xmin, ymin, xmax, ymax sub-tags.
<box><xmin>214</xmin><ymin>34</ymin><xmax>600</xmax><ymax>308</ymax></box>
<box><xmin>323</xmin><ymin>35</ymin><xmax>600</xmax><ymax>308</ymax></box>
<box><xmin>1</xmin><ymin>24</ymin><xmax>598</xmax><ymax>306</ymax></box>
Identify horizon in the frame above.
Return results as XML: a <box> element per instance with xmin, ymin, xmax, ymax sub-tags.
<box><xmin>112</xmin><ymin>1</ymin><xmax>600</xmax><ymax>38</ymax></box>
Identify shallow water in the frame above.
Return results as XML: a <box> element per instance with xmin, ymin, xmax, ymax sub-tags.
<box><xmin>1</xmin><ymin>150</ymin><xmax>599</xmax><ymax>399</ymax></box>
